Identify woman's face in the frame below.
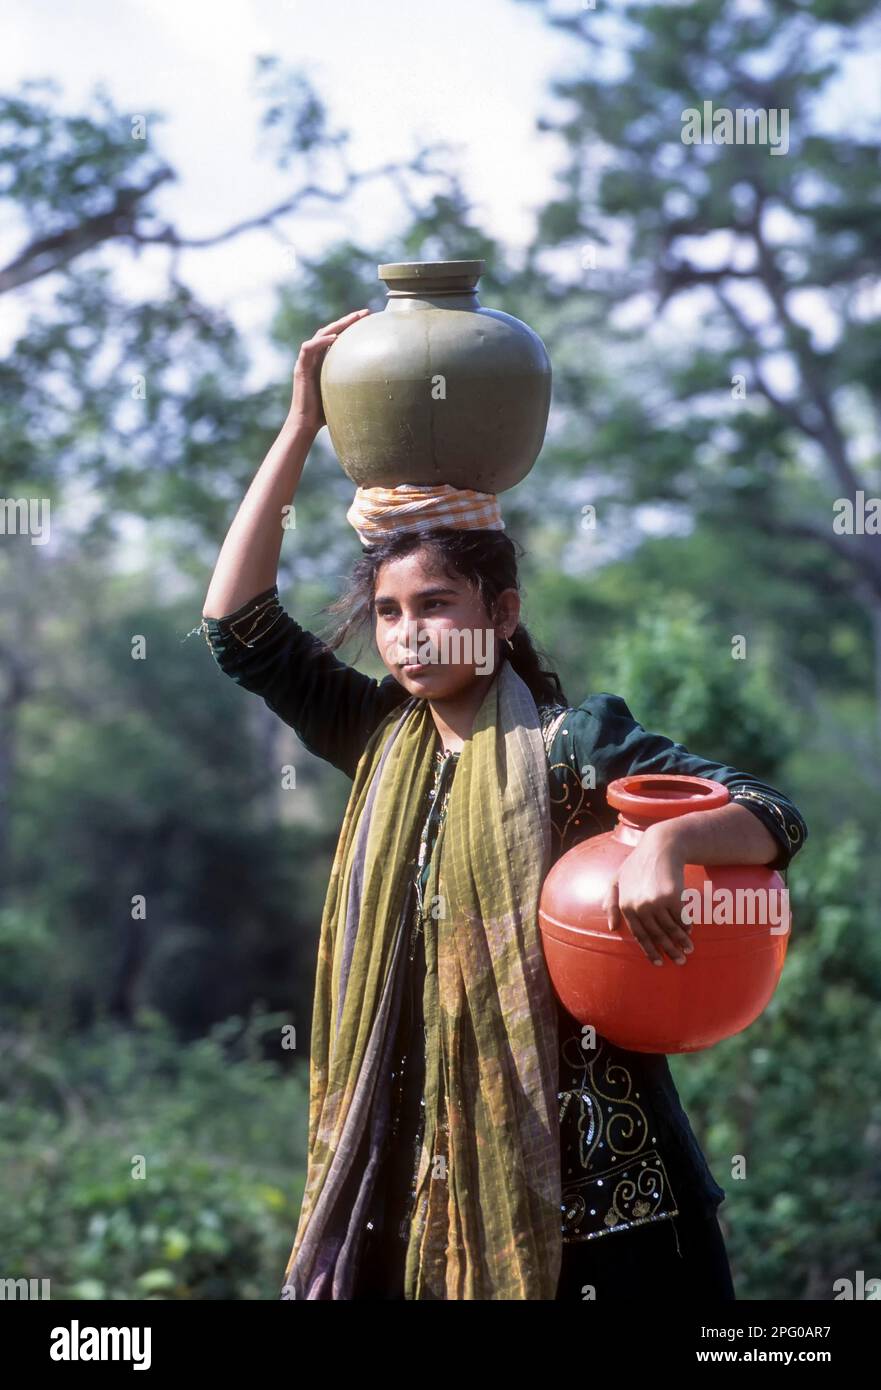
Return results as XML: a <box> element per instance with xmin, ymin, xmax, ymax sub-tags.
<box><xmin>373</xmin><ymin>548</ymin><xmax>519</xmax><ymax>700</ymax></box>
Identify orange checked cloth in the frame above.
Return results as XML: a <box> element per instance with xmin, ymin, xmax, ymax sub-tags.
<box><xmin>346</xmin><ymin>483</ymin><xmax>505</xmax><ymax>547</ymax></box>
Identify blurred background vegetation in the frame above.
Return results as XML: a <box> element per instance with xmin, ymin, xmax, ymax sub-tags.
<box><xmin>1</xmin><ymin>0</ymin><xmax>879</xmax><ymax>1299</ymax></box>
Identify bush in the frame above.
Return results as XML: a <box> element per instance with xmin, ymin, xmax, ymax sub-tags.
<box><xmin>669</xmin><ymin>823</ymin><xmax>881</xmax><ymax>1299</ymax></box>
<box><xmin>0</xmin><ymin>1010</ymin><xmax>308</xmax><ymax>1300</ymax></box>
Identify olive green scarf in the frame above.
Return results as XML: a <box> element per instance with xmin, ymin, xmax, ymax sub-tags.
<box><xmin>281</xmin><ymin>659</ymin><xmax>562</xmax><ymax>1300</ymax></box>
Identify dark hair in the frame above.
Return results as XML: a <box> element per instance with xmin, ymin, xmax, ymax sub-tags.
<box><xmin>315</xmin><ymin>527</ymin><xmax>569</xmax><ymax>708</ymax></box>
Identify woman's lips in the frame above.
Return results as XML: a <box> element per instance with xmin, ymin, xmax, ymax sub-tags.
<box><xmin>402</xmin><ymin>662</ymin><xmax>431</xmax><ymax>674</ymax></box>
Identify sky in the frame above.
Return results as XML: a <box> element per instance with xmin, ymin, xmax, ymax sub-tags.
<box><xmin>2</xmin><ymin>0</ymin><xmax>878</xmax><ymax>361</ymax></box>
<box><xmin>0</xmin><ymin>0</ymin><xmax>578</xmax><ymax>355</ymax></box>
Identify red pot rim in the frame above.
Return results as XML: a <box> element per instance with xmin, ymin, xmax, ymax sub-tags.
<box><xmin>607</xmin><ymin>774</ymin><xmax>730</xmax><ymax>820</ymax></box>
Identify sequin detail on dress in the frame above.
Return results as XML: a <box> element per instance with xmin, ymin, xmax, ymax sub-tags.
<box><xmin>557</xmin><ymin>1026</ymin><xmax>680</xmax><ymax>1242</ymax></box>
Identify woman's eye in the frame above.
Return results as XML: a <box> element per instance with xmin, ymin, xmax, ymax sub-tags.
<box><xmin>379</xmin><ymin>602</ymin><xmax>444</xmax><ymax>618</ymax></box>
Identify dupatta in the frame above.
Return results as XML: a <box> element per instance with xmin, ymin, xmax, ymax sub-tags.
<box><xmin>281</xmin><ymin>658</ymin><xmax>562</xmax><ymax>1300</ymax></box>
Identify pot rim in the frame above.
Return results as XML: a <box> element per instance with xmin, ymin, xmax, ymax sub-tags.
<box><xmin>378</xmin><ymin>259</ymin><xmax>486</xmax><ymax>279</ymax></box>
<box><xmin>377</xmin><ymin>260</ymin><xmax>486</xmax><ymax>296</ymax></box>
<box><xmin>607</xmin><ymin>773</ymin><xmax>730</xmax><ymax>820</ymax></box>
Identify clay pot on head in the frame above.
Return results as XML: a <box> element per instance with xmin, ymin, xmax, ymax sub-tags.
<box><xmin>538</xmin><ymin>774</ymin><xmax>792</xmax><ymax>1054</ymax></box>
<box><xmin>319</xmin><ymin>260</ymin><xmax>551</xmax><ymax>492</ymax></box>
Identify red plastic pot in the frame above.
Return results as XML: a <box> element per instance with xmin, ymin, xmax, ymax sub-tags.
<box><xmin>538</xmin><ymin>774</ymin><xmax>791</xmax><ymax>1053</ymax></box>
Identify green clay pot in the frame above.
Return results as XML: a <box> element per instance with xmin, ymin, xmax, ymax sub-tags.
<box><xmin>319</xmin><ymin>260</ymin><xmax>551</xmax><ymax>492</ymax></box>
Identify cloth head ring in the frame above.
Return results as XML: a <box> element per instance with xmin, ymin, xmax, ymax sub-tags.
<box><xmin>346</xmin><ymin>483</ymin><xmax>505</xmax><ymax>548</ymax></box>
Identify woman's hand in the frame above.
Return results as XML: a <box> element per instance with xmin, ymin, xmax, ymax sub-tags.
<box><xmin>603</xmin><ymin>822</ymin><xmax>696</xmax><ymax>966</ymax></box>
<box><xmin>287</xmin><ymin>308</ymin><xmax>371</xmax><ymax>436</ymax></box>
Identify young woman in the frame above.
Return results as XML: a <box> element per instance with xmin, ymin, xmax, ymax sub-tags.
<box><xmin>195</xmin><ymin>311</ymin><xmax>808</xmax><ymax>1301</ymax></box>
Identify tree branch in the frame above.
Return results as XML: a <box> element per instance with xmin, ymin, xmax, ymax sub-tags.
<box><xmin>750</xmin><ymin>196</ymin><xmax>862</xmax><ymax>499</ymax></box>
<box><xmin>749</xmin><ymin>511</ymin><xmax>881</xmax><ymax>594</ymax></box>
<box><xmin>0</xmin><ymin>146</ymin><xmax>451</xmax><ymax>295</ymax></box>
<box><xmin>715</xmin><ymin>287</ymin><xmax>824</xmax><ymax>442</ymax></box>
<box><xmin>0</xmin><ymin>168</ymin><xmax>174</xmax><ymax>293</ymax></box>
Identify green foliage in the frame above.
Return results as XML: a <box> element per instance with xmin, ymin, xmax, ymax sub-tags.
<box><xmin>600</xmin><ymin>591</ymin><xmax>792</xmax><ymax>775</ymax></box>
<box><xmin>671</xmin><ymin>823</ymin><xmax>881</xmax><ymax>1298</ymax></box>
<box><xmin>7</xmin><ymin>586</ymin><xmax>330</xmax><ymax>1036</ymax></box>
<box><xmin>523</xmin><ymin>0</ymin><xmax>881</xmax><ymax>716</ymax></box>
<box><xmin>0</xmin><ymin>1013</ymin><xmax>307</xmax><ymax>1300</ymax></box>
<box><xmin>0</xmin><ymin>80</ymin><xmax>167</xmax><ymax>233</ymax></box>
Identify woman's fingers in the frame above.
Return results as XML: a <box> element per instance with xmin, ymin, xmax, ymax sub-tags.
<box><xmin>652</xmin><ymin>906</ymin><xmax>694</xmax><ymax>961</ymax></box>
<box><xmin>605</xmin><ymin>881</ymin><xmax>685</xmax><ymax>959</ymax></box>
<box><xmin>619</xmin><ymin>905</ymin><xmax>665</xmax><ymax>965</ymax></box>
<box><xmin>301</xmin><ymin>307</ymin><xmax>370</xmax><ymax>357</ymax></box>
<box><xmin>605</xmin><ymin>880</ymin><xmax>621</xmax><ymax>933</ymax></box>
<box><xmin>300</xmin><ymin>332</ymin><xmax>338</xmax><ymax>352</ymax></box>
<box><xmin>287</xmin><ymin>309</ymin><xmax>371</xmax><ymax>433</ymax></box>
<box><xmin>314</xmin><ymin>308</ymin><xmax>371</xmax><ymax>339</ymax></box>
<box><xmin>618</xmin><ymin>902</ymin><xmax>693</xmax><ymax>966</ymax></box>
<box><xmin>606</xmin><ymin>883</ymin><xmax>667</xmax><ymax>963</ymax></box>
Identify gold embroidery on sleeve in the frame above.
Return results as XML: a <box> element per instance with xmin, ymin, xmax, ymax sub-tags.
<box><xmin>195</xmin><ymin>593</ymin><xmax>285</xmax><ymax>651</ymax></box>
<box><xmin>729</xmin><ymin>787</ymin><xmax>803</xmax><ymax>849</ymax></box>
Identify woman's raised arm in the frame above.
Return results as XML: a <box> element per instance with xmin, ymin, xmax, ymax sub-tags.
<box><xmin>191</xmin><ymin>308</ymin><xmax>414</xmax><ymax>777</ymax></box>
<box><xmin>202</xmin><ymin>308</ymin><xmax>371</xmax><ymax>618</ymax></box>
<box><xmin>194</xmin><ymin>586</ymin><xmax>408</xmax><ymax>779</ymax></box>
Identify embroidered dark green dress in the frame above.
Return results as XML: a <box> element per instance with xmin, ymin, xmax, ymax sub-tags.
<box><xmin>189</xmin><ymin>586</ymin><xmax>808</xmax><ymax>1301</ymax></box>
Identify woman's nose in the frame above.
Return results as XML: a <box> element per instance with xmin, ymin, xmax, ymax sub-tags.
<box><xmin>389</xmin><ymin>618</ymin><xmax>422</xmax><ymax>651</ymax></box>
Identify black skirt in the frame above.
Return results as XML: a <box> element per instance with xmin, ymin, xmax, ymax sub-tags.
<box><xmin>354</xmin><ymin>1130</ymin><xmax>736</xmax><ymax>1302</ymax></box>
<box><xmin>555</xmin><ymin>1176</ymin><xmax>736</xmax><ymax>1301</ymax></box>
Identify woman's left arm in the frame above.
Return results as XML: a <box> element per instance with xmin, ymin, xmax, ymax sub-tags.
<box><xmin>572</xmin><ymin>693</ymin><xmax>809</xmax><ymax>966</ymax></box>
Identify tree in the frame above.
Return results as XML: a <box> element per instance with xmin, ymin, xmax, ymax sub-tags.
<box><xmin>0</xmin><ymin>64</ymin><xmax>450</xmax><ymax>897</ymax></box>
<box><xmin>518</xmin><ymin>0</ymin><xmax>881</xmax><ymax>735</ymax></box>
